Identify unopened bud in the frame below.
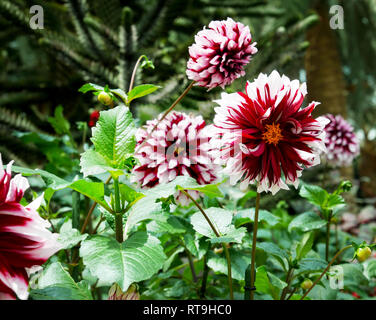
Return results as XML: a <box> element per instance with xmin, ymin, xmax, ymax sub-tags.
<box><xmin>108</xmin><ymin>283</ymin><xmax>140</xmax><ymax>300</ymax></box>
<box><xmin>356</xmin><ymin>247</ymin><xmax>372</xmax><ymax>263</ymax></box>
<box><xmin>98</xmin><ymin>91</ymin><xmax>113</xmax><ymax>106</ymax></box>
<box><xmin>301</xmin><ymin>279</ymin><xmax>313</xmax><ymax>290</ymax></box>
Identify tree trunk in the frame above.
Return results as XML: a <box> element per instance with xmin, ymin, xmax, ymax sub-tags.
<box><xmin>305</xmin><ymin>1</ymin><xmax>353</xmax><ymax>189</ymax></box>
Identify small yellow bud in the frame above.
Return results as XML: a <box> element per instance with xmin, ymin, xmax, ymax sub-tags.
<box><xmin>301</xmin><ymin>279</ymin><xmax>313</xmax><ymax>290</ymax></box>
<box><xmin>98</xmin><ymin>91</ymin><xmax>113</xmax><ymax>106</ymax></box>
<box><xmin>356</xmin><ymin>247</ymin><xmax>372</xmax><ymax>262</ymax></box>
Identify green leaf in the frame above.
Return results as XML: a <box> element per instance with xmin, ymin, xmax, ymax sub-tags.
<box><xmin>90</xmin><ymin>106</ymin><xmax>136</xmax><ymax>170</ymax></box>
<box><xmin>234</xmin><ymin>208</ymin><xmax>280</xmax><ymax>227</ymax></box>
<box><xmin>254</xmin><ymin>266</ymin><xmax>287</xmax><ymax>299</ymax></box>
<box><xmin>288</xmin><ymin>211</ymin><xmax>326</xmax><ymax>232</ymax></box>
<box><xmin>119</xmin><ymin>183</ymin><xmax>144</xmax><ymax>205</ymax></box>
<box><xmin>47</xmin><ymin>105</ymin><xmax>70</xmax><ymax>135</ymax></box>
<box><xmin>80</xmin><ymin>149</ymin><xmax>123</xmax><ymax>177</ymax></box>
<box><xmin>147</xmin><ymin>216</ymin><xmax>186</xmax><ymax>235</ymax></box>
<box><xmin>110</xmin><ymin>88</ymin><xmax>127</xmax><ymax>103</ymax></box>
<box><xmin>80</xmin><ymin>232</ymin><xmax>166</xmax><ymax>291</ymax></box>
<box><xmin>183</xmin><ymin>234</ymin><xmax>209</xmax><ymax>259</ymax></box>
<box><xmin>78</xmin><ymin>83</ymin><xmax>104</xmax><ymax>93</ymax></box>
<box><xmin>366</xmin><ymin>260</ymin><xmax>376</xmax><ymax>278</ymax></box>
<box><xmin>295</xmin><ymin>232</ymin><xmax>314</xmax><ymax>261</ymax></box>
<box><xmin>124</xmin><ymin>176</ymin><xmax>223</xmax><ymax>235</ymax></box>
<box><xmin>80</xmin><ymin>105</ymin><xmax>136</xmax><ymax>178</ymax></box>
<box><xmin>326</xmin><ymin>194</ymin><xmax>346</xmax><ymax>211</ymax></box>
<box><xmin>257</xmin><ymin>242</ymin><xmax>289</xmax><ymax>271</ymax></box>
<box><xmin>124</xmin><ymin>198</ymin><xmax>168</xmax><ymax>235</ymax></box>
<box><xmin>207</xmin><ymin>250</ymin><xmax>249</xmax><ymax>281</ymax></box>
<box><xmin>296</xmin><ymin>258</ymin><xmax>328</xmax><ymax>276</ymax></box>
<box><xmin>57</xmin><ymin>221</ymin><xmax>88</xmax><ymax>250</ymax></box>
<box><xmin>299</xmin><ymin>184</ymin><xmax>328</xmax><ymax>207</ymax></box>
<box><xmin>177</xmin><ymin>183</ymin><xmax>223</xmax><ymax>198</ymax></box>
<box><xmin>69</xmin><ymin>179</ymin><xmax>111</xmax><ymax>212</ymax></box>
<box><xmin>30</xmin><ymin>262</ymin><xmax>92</xmax><ymax>300</ymax></box>
<box><xmin>341</xmin><ymin>263</ymin><xmax>369</xmax><ymax>287</ymax></box>
<box><xmin>7</xmin><ymin>166</ymin><xmax>112</xmax><ymax>212</ymax></box>
<box><xmin>190</xmin><ymin>208</ymin><xmax>246</xmax><ymax>244</ymax></box>
<box><xmin>127</xmin><ymin>84</ymin><xmax>160</xmax><ymax>103</ymax></box>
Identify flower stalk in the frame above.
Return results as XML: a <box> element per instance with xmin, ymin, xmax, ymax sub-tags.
<box><xmin>250</xmin><ymin>192</ymin><xmax>260</xmax><ymax>300</ymax></box>
<box><xmin>180</xmin><ymin>189</ymin><xmax>234</xmax><ymax>300</ymax></box>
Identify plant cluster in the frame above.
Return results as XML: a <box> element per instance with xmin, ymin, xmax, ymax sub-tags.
<box><xmin>0</xmin><ymin>15</ymin><xmax>374</xmax><ymax>301</ymax></box>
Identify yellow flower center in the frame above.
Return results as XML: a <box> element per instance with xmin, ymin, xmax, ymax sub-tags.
<box><xmin>262</xmin><ymin>123</ymin><xmax>283</xmax><ymax>145</ymax></box>
<box><xmin>173</xmin><ymin>146</ymin><xmax>185</xmax><ymax>156</ymax></box>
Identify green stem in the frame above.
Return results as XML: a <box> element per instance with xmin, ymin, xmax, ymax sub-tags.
<box><xmin>250</xmin><ymin>192</ymin><xmax>261</xmax><ymax>300</ymax></box>
<box><xmin>199</xmin><ymin>253</ymin><xmax>209</xmax><ymax>299</ymax></box>
<box><xmin>113</xmin><ymin>177</ymin><xmax>123</xmax><ymax>243</ymax></box>
<box><xmin>178</xmin><ymin>239</ymin><xmax>198</xmax><ymax>282</ymax></box>
<box><xmin>222</xmin><ymin>244</ymin><xmax>234</xmax><ymax>300</ymax></box>
<box><xmin>325</xmin><ymin>211</ymin><xmax>332</xmax><ymax>262</ymax></box>
<box><xmin>180</xmin><ymin>189</ymin><xmax>234</xmax><ymax>300</ymax></box>
<box><xmin>280</xmin><ymin>267</ymin><xmax>294</xmax><ymax>300</ymax></box>
<box><xmin>128</xmin><ymin>55</ymin><xmax>146</xmax><ymax>92</ymax></box>
<box><xmin>135</xmin><ymin>81</ymin><xmax>195</xmax><ymax>153</ymax></box>
<box><xmin>81</xmin><ymin>176</ymin><xmax>112</xmax><ymax>234</ymax></box>
<box><xmin>300</xmin><ymin>245</ymin><xmax>352</xmax><ymax>300</ymax></box>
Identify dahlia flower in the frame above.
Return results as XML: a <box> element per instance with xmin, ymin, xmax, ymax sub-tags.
<box><xmin>0</xmin><ymin>155</ymin><xmax>61</xmax><ymax>300</ymax></box>
<box><xmin>322</xmin><ymin>114</ymin><xmax>360</xmax><ymax>167</ymax></box>
<box><xmin>132</xmin><ymin>112</ymin><xmax>218</xmax><ymax>205</ymax></box>
<box><xmin>186</xmin><ymin>17</ymin><xmax>258</xmax><ymax>90</ymax></box>
<box><xmin>211</xmin><ymin>70</ymin><xmax>329</xmax><ymax>195</ymax></box>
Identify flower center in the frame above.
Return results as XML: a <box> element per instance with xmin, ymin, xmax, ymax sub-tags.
<box><xmin>173</xmin><ymin>146</ymin><xmax>185</xmax><ymax>157</ymax></box>
<box><xmin>262</xmin><ymin>123</ymin><xmax>283</xmax><ymax>145</ymax></box>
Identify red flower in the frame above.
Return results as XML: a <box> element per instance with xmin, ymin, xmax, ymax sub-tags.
<box><xmin>211</xmin><ymin>70</ymin><xmax>329</xmax><ymax>194</ymax></box>
<box><xmin>0</xmin><ymin>155</ymin><xmax>61</xmax><ymax>300</ymax></box>
<box><xmin>186</xmin><ymin>17</ymin><xmax>257</xmax><ymax>90</ymax></box>
<box><xmin>88</xmin><ymin>110</ymin><xmax>100</xmax><ymax>128</ymax></box>
<box><xmin>132</xmin><ymin>112</ymin><xmax>218</xmax><ymax>205</ymax></box>
<box><xmin>352</xmin><ymin>292</ymin><xmax>360</xmax><ymax>299</ymax></box>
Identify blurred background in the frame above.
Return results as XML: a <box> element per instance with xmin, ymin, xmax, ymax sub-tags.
<box><xmin>0</xmin><ymin>0</ymin><xmax>375</xmax><ymax>229</ymax></box>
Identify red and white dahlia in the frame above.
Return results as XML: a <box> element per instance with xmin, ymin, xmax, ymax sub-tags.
<box><xmin>0</xmin><ymin>155</ymin><xmax>61</xmax><ymax>300</ymax></box>
<box><xmin>132</xmin><ymin>112</ymin><xmax>218</xmax><ymax>205</ymax></box>
<box><xmin>322</xmin><ymin>114</ymin><xmax>360</xmax><ymax>166</ymax></box>
<box><xmin>211</xmin><ymin>70</ymin><xmax>329</xmax><ymax>195</ymax></box>
<box><xmin>186</xmin><ymin>17</ymin><xmax>258</xmax><ymax>90</ymax></box>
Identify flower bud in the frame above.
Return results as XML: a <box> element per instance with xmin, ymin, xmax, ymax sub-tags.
<box><xmin>330</xmin><ymin>216</ymin><xmax>338</xmax><ymax>224</ymax></box>
<box><xmin>356</xmin><ymin>247</ymin><xmax>372</xmax><ymax>262</ymax></box>
<box><xmin>108</xmin><ymin>283</ymin><xmax>140</xmax><ymax>300</ymax></box>
<box><xmin>98</xmin><ymin>91</ymin><xmax>113</xmax><ymax>106</ymax></box>
<box><xmin>301</xmin><ymin>279</ymin><xmax>313</xmax><ymax>290</ymax></box>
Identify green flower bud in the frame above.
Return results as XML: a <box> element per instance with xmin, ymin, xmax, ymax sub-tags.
<box><xmin>301</xmin><ymin>279</ymin><xmax>313</xmax><ymax>290</ymax></box>
<box><xmin>337</xmin><ymin>181</ymin><xmax>352</xmax><ymax>193</ymax></box>
<box><xmin>98</xmin><ymin>91</ymin><xmax>113</xmax><ymax>106</ymax></box>
<box><xmin>356</xmin><ymin>247</ymin><xmax>372</xmax><ymax>262</ymax></box>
